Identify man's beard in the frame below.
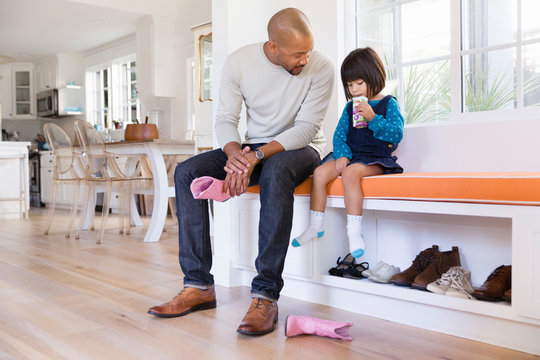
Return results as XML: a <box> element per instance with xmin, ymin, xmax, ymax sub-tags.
<box><xmin>288</xmin><ymin>65</ymin><xmax>304</xmax><ymax>75</ymax></box>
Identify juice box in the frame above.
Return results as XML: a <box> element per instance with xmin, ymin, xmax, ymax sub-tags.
<box><xmin>352</xmin><ymin>96</ymin><xmax>368</xmax><ymax>128</ymax></box>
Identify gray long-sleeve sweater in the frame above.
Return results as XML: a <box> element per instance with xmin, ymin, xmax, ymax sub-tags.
<box><xmin>214</xmin><ymin>42</ymin><xmax>335</xmax><ymax>157</ymax></box>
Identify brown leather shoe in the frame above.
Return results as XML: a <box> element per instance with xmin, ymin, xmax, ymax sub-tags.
<box><xmin>412</xmin><ymin>246</ymin><xmax>461</xmax><ymax>291</ymax></box>
<box><xmin>237</xmin><ymin>297</ymin><xmax>278</xmax><ymax>336</ymax></box>
<box><xmin>472</xmin><ymin>265</ymin><xmax>511</xmax><ymax>301</ymax></box>
<box><xmin>147</xmin><ymin>287</ymin><xmax>216</xmax><ymax>318</ymax></box>
<box><xmin>390</xmin><ymin>245</ymin><xmax>439</xmax><ymax>287</ymax></box>
<box><xmin>502</xmin><ymin>288</ymin><xmax>512</xmax><ymax>302</ymax></box>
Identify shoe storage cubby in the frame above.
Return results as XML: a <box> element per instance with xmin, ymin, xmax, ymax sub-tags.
<box><xmin>221</xmin><ymin>194</ymin><xmax>540</xmax><ymax>355</ymax></box>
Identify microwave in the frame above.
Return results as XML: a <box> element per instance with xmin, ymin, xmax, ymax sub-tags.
<box><xmin>36</xmin><ymin>89</ymin><xmax>58</xmax><ymax>117</ymax></box>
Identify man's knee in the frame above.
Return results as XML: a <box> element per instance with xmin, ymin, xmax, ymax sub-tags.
<box><xmin>174</xmin><ymin>155</ymin><xmax>204</xmax><ymax>185</ymax></box>
<box><xmin>174</xmin><ymin>160</ymin><xmax>192</xmax><ymax>188</ymax></box>
<box><xmin>259</xmin><ymin>151</ymin><xmax>312</xmax><ymax>191</ymax></box>
<box><xmin>174</xmin><ymin>150</ymin><xmax>228</xmax><ymax>186</ymax></box>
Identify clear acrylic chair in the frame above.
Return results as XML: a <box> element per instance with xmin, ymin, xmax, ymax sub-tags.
<box><xmin>74</xmin><ymin>119</ymin><xmax>152</xmax><ymax>243</ymax></box>
<box><xmin>164</xmin><ymin>154</ymin><xmax>193</xmax><ymax>225</ymax></box>
<box><xmin>43</xmin><ymin>122</ymin><xmax>85</xmax><ymax>237</ymax></box>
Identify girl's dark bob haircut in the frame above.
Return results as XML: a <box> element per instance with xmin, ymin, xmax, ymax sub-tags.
<box><xmin>340</xmin><ymin>47</ymin><xmax>386</xmax><ymax>100</ymax></box>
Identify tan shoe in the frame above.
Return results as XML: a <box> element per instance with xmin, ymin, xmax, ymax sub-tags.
<box><xmin>147</xmin><ymin>287</ymin><xmax>216</xmax><ymax>318</ymax></box>
<box><xmin>237</xmin><ymin>297</ymin><xmax>278</xmax><ymax>336</ymax></box>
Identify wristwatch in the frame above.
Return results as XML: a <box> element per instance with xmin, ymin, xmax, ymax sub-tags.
<box><xmin>254</xmin><ymin>149</ymin><xmax>265</xmax><ymax>161</ymax></box>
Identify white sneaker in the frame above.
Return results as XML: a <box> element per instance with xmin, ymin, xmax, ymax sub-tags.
<box><xmin>427</xmin><ymin>266</ymin><xmax>475</xmax><ymax>299</ymax></box>
<box><xmin>445</xmin><ymin>268</ymin><xmax>475</xmax><ymax>299</ymax></box>
<box><xmin>362</xmin><ymin>260</ymin><xmax>385</xmax><ymax>278</ymax></box>
<box><xmin>426</xmin><ymin>266</ymin><xmax>465</xmax><ymax>294</ymax></box>
<box><xmin>369</xmin><ymin>263</ymin><xmax>401</xmax><ymax>284</ymax></box>
<box><xmin>426</xmin><ymin>268</ymin><xmax>456</xmax><ymax>294</ymax></box>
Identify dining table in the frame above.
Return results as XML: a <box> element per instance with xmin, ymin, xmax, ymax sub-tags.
<box><xmin>82</xmin><ymin>139</ymin><xmax>195</xmax><ymax>243</ymax></box>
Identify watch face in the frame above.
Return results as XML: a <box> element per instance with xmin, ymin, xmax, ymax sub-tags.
<box><xmin>255</xmin><ymin>149</ymin><xmax>264</xmax><ymax>160</ymax></box>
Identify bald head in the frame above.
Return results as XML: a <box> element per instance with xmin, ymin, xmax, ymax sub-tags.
<box><xmin>264</xmin><ymin>8</ymin><xmax>314</xmax><ymax>75</ymax></box>
<box><xmin>267</xmin><ymin>8</ymin><xmax>313</xmax><ymax>46</ymax></box>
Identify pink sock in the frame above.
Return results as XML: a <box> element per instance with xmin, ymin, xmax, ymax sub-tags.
<box><xmin>190</xmin><ymin>176</ymin><xmax>231</xmax><ymax>202</ymax></box>
<box><xmin>285</xmin><ymin>315</ymin><xmax>353</xmax><ymax>341</ymax></box>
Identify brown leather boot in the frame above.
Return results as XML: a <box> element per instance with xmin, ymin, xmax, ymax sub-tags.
<box><xmin>147</xmin><ymin>287</ymin><xmax>216</xmax><ymax>318</ymax></box>
<box><xmin>237</xmin><ymin>297</ymin><xmax>278</xmax><ymax>336</ymax></box>
<box><xmin>412</xmin><ymin>246</ymin><xmax>461</xmax><ymax>291</ymax></box>
<box><xmin>472</xmin><ymin>265</ymin><xmax>511</xmax><ymax>301</ymax></box>
<box><xmin>390</xmin><ymin>245</ymin><xmax>439</xmax><ymax>287</ymax></box>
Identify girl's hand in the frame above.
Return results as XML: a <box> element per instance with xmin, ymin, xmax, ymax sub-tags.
<box><xmin>357</xmin><ymin>102</ymin><xmax>376</xmax><ymax>122</ymax></box>
<box><xmin>335</xmin><ymin>157</ymin><xmax>350</xmax><ymax>174</ymax></box>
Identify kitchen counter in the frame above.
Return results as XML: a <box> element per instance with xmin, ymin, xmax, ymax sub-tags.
<box><xmin>0</xmin><ymin>141</ymin><xmax>31</xmax><ymax>219</ymax></box>
<box><xmin>0</xmin><ymin>141</ymin><xmax>32</xmax><ymax>148</ymax></box>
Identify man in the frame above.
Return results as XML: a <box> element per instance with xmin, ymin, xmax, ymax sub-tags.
<box><xmin>148</xmin><ymin>7</ymin><xmax>335</xmax><ymax>336</ymax></box>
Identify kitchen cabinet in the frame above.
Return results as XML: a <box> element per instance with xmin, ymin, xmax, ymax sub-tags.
<box><xmin>34</xmin><ymin>56</ymin><xmax>57</xmax><ymax>92</ymax></box>
<box><xmin>0</xmin><ymin>63</ymin><xmax>34</xmax><ymax>119</ymax></box>
<box><xmin>12</xmin><ymin>64</ymin><xmax>34</xmax><ymax>119</ymax></box>
<box><xmin>40</xmin><ymin>151</ymin><xmax>78</xmax><ymax>208</ymax></box>
<box><xmin>40</xmin><ymin>151</ymin><xmax>121</xmax><ymax>211</ymax></box>
<box><xmin>40</xmin><ymin>151</ymin><xmax>81</xmax><ymax>208</ymax></box>
<box><xmin>40</xmin><ymin>151</ymin><xmax>55</xmax><ymax>205</ymax></box>
<box><xmin>35</xmin><ymin>54</ymin><xmax>85</xmax><ymax>116</ymax></box>
<box><xmin>35</xmin><ymin>54</ymin><xmax>84</xmax><ymax>91</ymax></box>
<box><xmin>0</xmin><ymin>65</ymin><xmax>12</xmax><ymax>119</ymax></box>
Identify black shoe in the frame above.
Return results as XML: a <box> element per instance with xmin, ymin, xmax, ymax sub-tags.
<box><xmin>343</xmin><ymin>261</ymin><xmax>369</xmax><ymax>279</ymax></box>
<box><xmin>329</xmin><ymin>253</ymin><xmax>356</xmax><ymax>277</ymax></box>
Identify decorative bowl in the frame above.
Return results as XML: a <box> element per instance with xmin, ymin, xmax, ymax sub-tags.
<box><xmin>124</xmin><ymin>124</ymin><xmax>159</xmax><ymax>141</ymax></box>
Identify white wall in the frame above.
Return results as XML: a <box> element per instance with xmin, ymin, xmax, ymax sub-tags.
<box><xmin>167</xmin><ymin>0</ymin><xmax>212</xmax><ymax>141</ymax></box>
<box><xmin>69</xmin><ymin>0</ymin><xmax>177</xmax><ymax>18</ymax></box>
<box><xmin>397</xmin><ymin>117</ymin><xmax>540</xmax><ymax>172</ymax></box>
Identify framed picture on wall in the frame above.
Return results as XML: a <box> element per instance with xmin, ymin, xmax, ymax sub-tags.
<box><xmin>198</xmin><ymin>32</ymin><xmax>212</xmax><ymax>102</ymax></box>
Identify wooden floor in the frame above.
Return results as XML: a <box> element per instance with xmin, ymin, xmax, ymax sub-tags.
<box><xmin>0</xmin><ymin>208</ymin><xmax>537</xmax><ymax>360</ymax></box>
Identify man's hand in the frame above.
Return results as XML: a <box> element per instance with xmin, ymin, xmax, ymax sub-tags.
<box><xmin>335</xmin><ymin>157</ymin><xmax>350</xmax><ymax>174</ymax></box>
<box><xmin>221</xmin><ymin>141</ymin><xmax>284</xmax><ymax>197</ymax></box>
<box><xmin>224</xmin><ymin>145</ymin><xmax>251</xmax><ymax>175</ymax></box>
<box><xmin>222</xmin><ymin>145</ymin><xmax>259</xmax><ymax>197</ymax></box>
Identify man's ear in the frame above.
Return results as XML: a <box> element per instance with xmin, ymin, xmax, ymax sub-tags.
<box><xmin>267</xmin><ymin>40</ymin><xmax>278</xmax><ymax>53</ymax></box>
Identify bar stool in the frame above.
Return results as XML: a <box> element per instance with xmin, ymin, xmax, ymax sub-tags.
<box><xmin>0</xmin><ymin>151</ymin><xmax>29</xmax><ymax>219</ymax></box>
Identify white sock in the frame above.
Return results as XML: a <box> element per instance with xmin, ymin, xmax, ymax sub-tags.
<box><xmin>347</xmin><ymin>214</ymin><xmax>365</xmax><ymax>258</ymax></box>
<box><xmin>292</xmin><ymin>211</ymin><xmax>325</xmax><ymax>247</ymax></box>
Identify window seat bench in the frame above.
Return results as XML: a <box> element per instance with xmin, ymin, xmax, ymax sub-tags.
<box><xmin>248</xmin><ymin>171</ymin><xmax>540</xmax><ymax>206</ymax></box>
<box><xmin>215</xmin><ymin>172</ymin><xmax>540</xmax><ymax>355</ymax></box>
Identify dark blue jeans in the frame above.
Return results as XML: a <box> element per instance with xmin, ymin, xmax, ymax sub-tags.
<box><xmin>174</xmin><ymin>144</ymin><xmax>320</xmax><ymax>301</ymax></box>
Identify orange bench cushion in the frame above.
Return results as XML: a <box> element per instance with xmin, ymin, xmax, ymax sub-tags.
<box><xmin>247</xmin><ymin>172</ymin><xmax>540</xmax><ymax>205</ymax></box>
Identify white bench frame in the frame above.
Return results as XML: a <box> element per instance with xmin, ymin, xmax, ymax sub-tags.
<box><xmin>214</xmin><ymin>192</ymin><xmax>540</xmax><ymax>355</ymax></box>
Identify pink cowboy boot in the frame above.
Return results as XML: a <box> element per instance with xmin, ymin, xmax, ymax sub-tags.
<box><xmin>190</xmin><ymin>176</ymin><xmax>231</xmax><ymax>202</ymax></box>
<box><xmin>285</xmin><ymin>315</ymin><xmax>353</xmax><ymax>341</ymax></box>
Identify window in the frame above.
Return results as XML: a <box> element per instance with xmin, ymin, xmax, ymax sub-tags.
<box><xmin>85</xmin><ymin>55</ymin><xmax>139</xmax><ymax>130</ymax></box>
<box><xmin>351</xmin><ymin>0</ymin><xmax>540</xmax><ymax>125</ymax></box>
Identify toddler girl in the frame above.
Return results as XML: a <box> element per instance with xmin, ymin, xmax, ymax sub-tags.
<box><xmin>292</xmin><ymin>47</ymin><xmax>404</xmax><ymax>259</ymax></box>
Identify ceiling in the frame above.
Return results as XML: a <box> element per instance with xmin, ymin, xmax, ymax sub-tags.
<box><xmin>0</xmin><ymin>0</ymin><xmax>146</xmax><ymax>63</ymax></box>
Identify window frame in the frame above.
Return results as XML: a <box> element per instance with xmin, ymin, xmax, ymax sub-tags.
<box><xmin>347</xmin><ymin>0</ymin><xmax>540</xmax><ymax>128</ymax></box>
<box><xmin>85</xmin><ymin>54</ymin><xmax>139</xmax><ymax>130</ymax></box>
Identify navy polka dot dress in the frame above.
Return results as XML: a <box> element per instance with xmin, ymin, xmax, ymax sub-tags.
<box><xmin>329</xmin><ymin>95</ymin><xmax>404</xmax><ymax>174</ymax></box>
